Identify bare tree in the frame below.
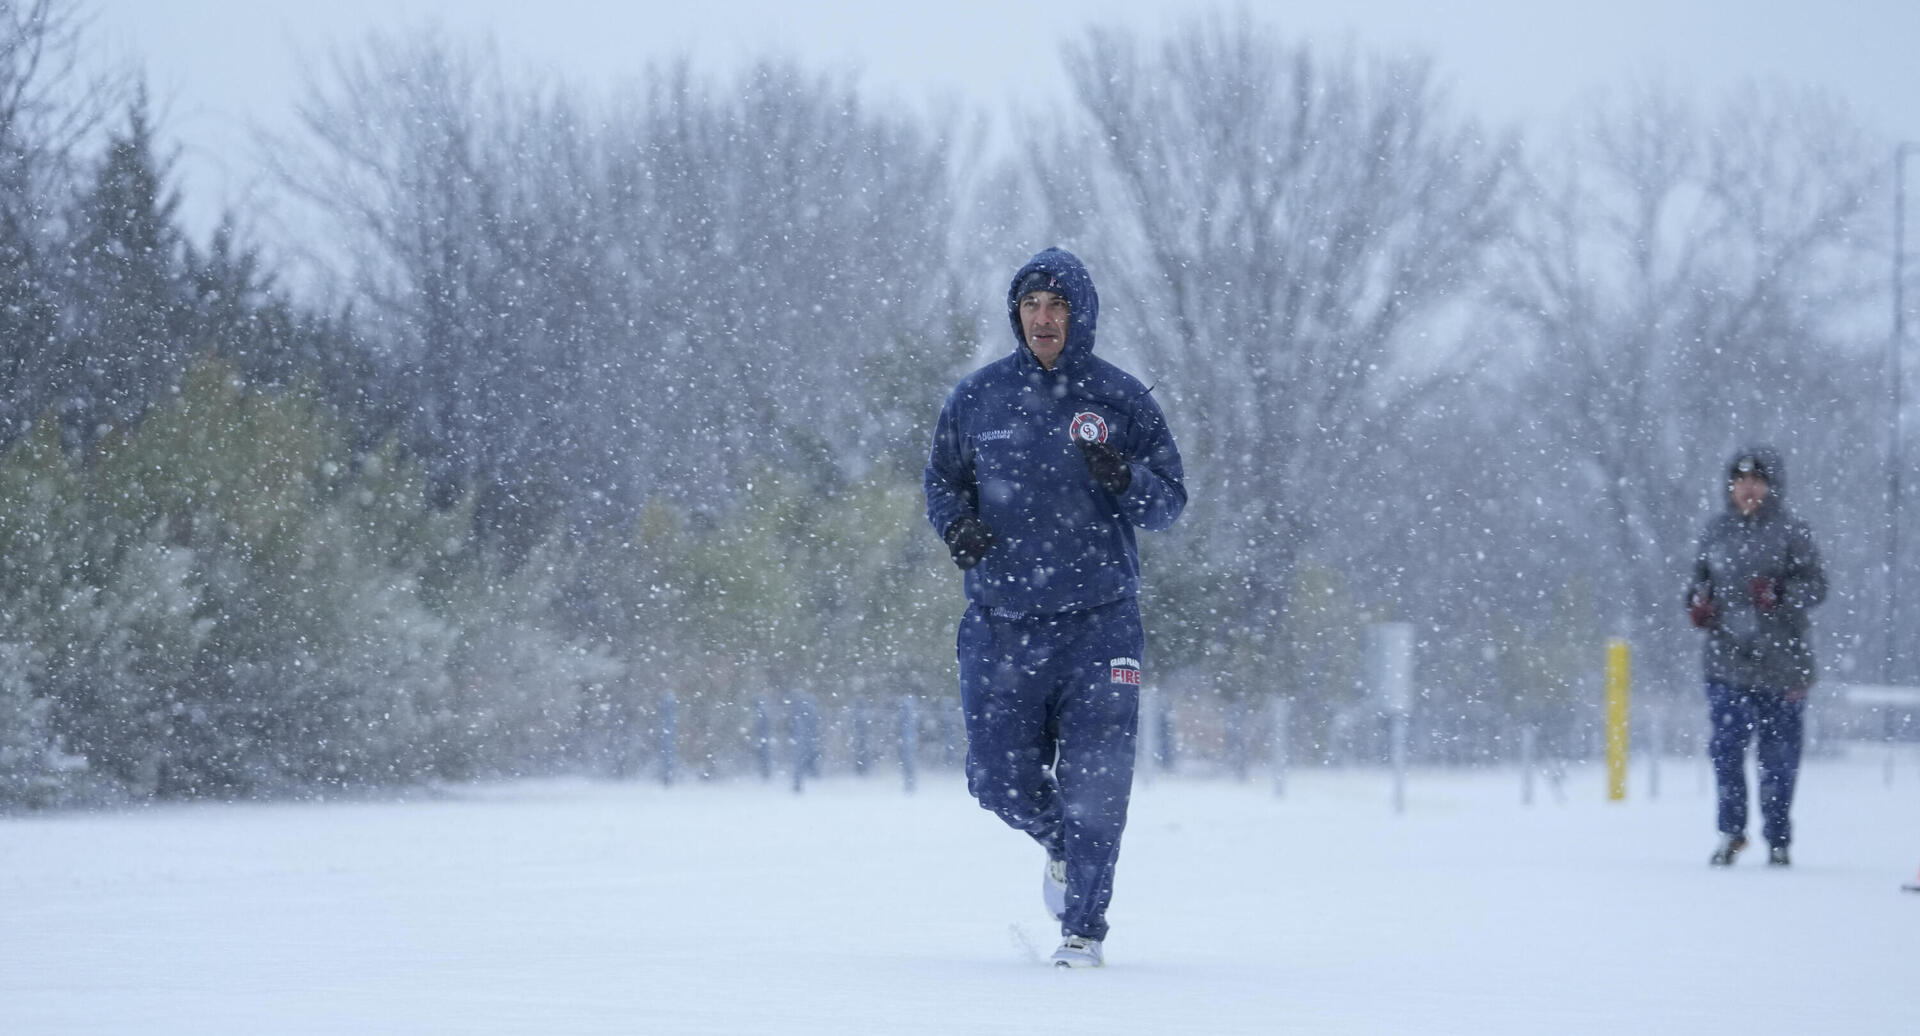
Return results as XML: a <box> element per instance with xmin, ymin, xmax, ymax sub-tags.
<box><xmin>1496</xmin><ymin>80</ymin><xmax>1885</xmax><ymax>689</ymax></box>
<box><xmin>272</xmin><ymin>33</ymin><xmax>529</xmax><ymax>508</ymax></box>
<box><xmin>1023</xmin><ymin>12</ymin><xmax>1516</xmax><ymax>695</ymax></box>
<box><xmin>0</xmin><ymin>0</ymin><xmax>124</xmax><ymax>440</ymax></box>
<box><xmin>276</xmin><ymin>30</ymin><xmax>974</xmax><ymax>544</ymax></box>
<box><xmin>601</xmin><ymin>59</ymin><xmax>971</xmax><ymax>507</ymax></box>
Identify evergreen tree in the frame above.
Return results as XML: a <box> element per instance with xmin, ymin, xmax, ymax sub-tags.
<box><xmin>59</xmin><ymin>88</ymin><xmax>192</xmax><ymax>444</ymax></box>
<box><xmin>91</xmin><ymin>354</ymin><xmax>334</xmax><ymax>795</ymax></box>
<box><xmin>183</xmin><ymin>220</ymin><xmax>387</xmax><ymax>441</ymax></box>
<box><xmin>263</xmin><ymin>440</ymin><xmax>469</xmax><ymax>787</ymax></box>
<box><xmin>0</xmin><ymin>422</ymin><xmax>76</xmax><ymax>805</ymax></box>
<box><xmin>0</xmin><ymin>216</ymin><xmax>59</xmax><ymax>442</ymax></box>
<box><xmin>185</xmin><ymin>221</ymin><xmax>302</xmax><ymax>387</ymax></box>
<box><xmin>0</xmin><ymin>640</ymin><xmax>55</xmax><ymax>807</ymax></box>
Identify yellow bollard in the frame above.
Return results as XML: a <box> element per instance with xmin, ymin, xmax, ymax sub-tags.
<box><xmin>1605</xmin><ymin>638</ymin><xmax>1631</xmax><ymax>801</ymax></box>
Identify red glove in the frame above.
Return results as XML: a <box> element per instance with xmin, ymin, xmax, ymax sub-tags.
<box><xmin>1749</xmin><ymin>577</ymin><xmax>1779</xmax><ymax>611</ymax></box>
<box><xmin>1785</xmin><ymin>685</ymin><xmax>1809</xmax><ymax>703</ymax></box>
<box><xmin>1688</xmin><ymin>592</ymin><xmax>1717</xmax><ymax>628</ymax></box>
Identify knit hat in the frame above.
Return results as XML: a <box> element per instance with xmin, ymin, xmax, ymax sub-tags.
<box><xmin>1013</xmin><ymin>269</ymin><xmax>1069</xmax><ymax>304</ymax></box>
<box><xmin>1729</xmin><ymin>452</ymin><xmax>1773</xmax><ymax>484</ymax></box>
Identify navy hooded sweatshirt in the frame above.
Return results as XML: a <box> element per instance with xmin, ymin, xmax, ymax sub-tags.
<box><xmin>924</xmin><ymin>248</ymin><xmax>1187</xmax><ymax>615</ymax></box>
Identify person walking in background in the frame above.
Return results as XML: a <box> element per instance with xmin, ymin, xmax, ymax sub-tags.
<box><xmin>1685</xmin><ymin>447</ymin><xmax>1827</xmax><ymax>867</ymax></box>
<box><xmin>923</xmin><ymin>247</ymin><xmax>1186</xmax><ymax>967</ymax></box>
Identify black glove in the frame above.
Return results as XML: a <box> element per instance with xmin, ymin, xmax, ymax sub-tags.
<box><xmin>943</xmin><ymin>515</ymin><xmax>996</xmax><ymax>570</ymax></box>
<box><xmin>1076</xmin><ymin>439</ymin><xmax>1132</xmax><ymax>495</ymax></box>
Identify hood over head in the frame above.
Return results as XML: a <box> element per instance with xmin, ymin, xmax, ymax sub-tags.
<box><xmin>1726</xmin><ymin>445</ymin><xmax>1786</xmax><ymax>508</ymax></box>
<box><xmin>1007</xmin><ymin>247</ymin><xmax>1099</xmax><ymax>368</ymax></box>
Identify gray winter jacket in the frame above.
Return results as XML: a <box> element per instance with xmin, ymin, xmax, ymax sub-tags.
<box><xmin>1684</xmin><ymin>447</ymin><xmax>1827</xmax><ymax>693</ymax></box>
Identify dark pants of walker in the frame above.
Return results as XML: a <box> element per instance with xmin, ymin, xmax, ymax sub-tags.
<box><xmin>1706</xmin><ymin>681</ymin><xmax>1806</xmax><ymax>849</ymax></box>
<box><xmin>957</xmin><ymin>597</ymin><xmax>1142</xmax><ymax>942</ymax></box>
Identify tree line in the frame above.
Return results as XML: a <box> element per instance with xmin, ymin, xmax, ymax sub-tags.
<box><xmin>0</xmin><ymin>0</ymin><xmax>1904</xmax><ymax>806</ymax></box>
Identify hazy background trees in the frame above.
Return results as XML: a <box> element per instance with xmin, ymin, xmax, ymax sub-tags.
<box><xmin>1020</xmin><ymin>13</ymin><xmax>1518</xmax><ymax>747</ymax></box>
<box><xmin>0</xmin><ymin>0</ymin><xmax>1909</xmax><ymax>807</ymax></box>
<box><xmin>1498</xmin><ymin>80</ymin><xmax>1890</xmax><ymax>700</ymax></box>
<box><xmin>1</xmin><ymin>0</ymin><xmax>117</xmax><ymax>441</ymax></box>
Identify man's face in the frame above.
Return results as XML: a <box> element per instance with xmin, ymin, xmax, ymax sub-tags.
<box><xmin>1019</xmin><ymin>290</ymin><xmax>1070</xmax><ymax>369</ymax></box>
<box><xmin>1731</xmin><ymin>472</ymin><xmax>1769</xmax><ymax>515</ymax></box>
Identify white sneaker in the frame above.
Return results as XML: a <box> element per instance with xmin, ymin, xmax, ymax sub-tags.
<box><xmin>1709</xmin><ymin>832</ymin><xmax>1748</xmax><ymax>867</ymax></box>
<box><xmin>1051</xmin><ymin>935</ymin><xmax>1104</xmax><ymax>968</ymax></box>
<box><xmin>1042</xmin><ymin>857</ymin><xmax>1067</xmax><ymax>921</ymax></box>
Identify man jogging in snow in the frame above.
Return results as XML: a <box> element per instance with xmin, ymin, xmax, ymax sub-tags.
<box><xmin>1685</xmin><ymin>447</ymin><xmax>1827</xmax><ymax>867</ymax></box>
<box><xmin>924</xmin><ymin>247</ymin><xmax>1186</xmax><ymax>968</ymax></box>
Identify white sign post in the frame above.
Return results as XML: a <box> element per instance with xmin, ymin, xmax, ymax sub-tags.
<box><xmin>1368</xmin><ymin>622</ymin><xmax>1416</xmax><ymax>814</ymax></box>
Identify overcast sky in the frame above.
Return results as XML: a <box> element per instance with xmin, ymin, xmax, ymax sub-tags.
<box><xmin>88</xmin><ymin>0</ymin><xmax>1920</xmax><ymax>237</ymax></box>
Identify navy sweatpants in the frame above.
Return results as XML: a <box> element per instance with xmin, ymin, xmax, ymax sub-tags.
<box><xmin>1706</xmin><ymin>681</ymin><xmax>1806</xmax><ymax>849</ymax></box>
<box><xmin>957</xmin><ymin>597</ymin><xmax>1143</xmax><ymax>942</ymax></box>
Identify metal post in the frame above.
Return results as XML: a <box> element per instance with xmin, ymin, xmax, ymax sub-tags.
<box><xmin>1367</xmin><ymin>623</ymin><xmax>1416</xmax><ymax>814</ymax></box>
<box><xmin>1134</xmin><ymin>685</ymin><xmax>1156</xmax><ymax>785</ymax></box>
<box><xmin>1159</xmin><ymin>697</ymin><xmax>1177</xmax><ymax>772</ymax></box>
<box><xmin>898</xmin><ymin>695</ymin><xmax>918</xmax><ymax>794</ymax></box>
<box><xmin>1270</xmin><ymin>696</ymin><xmax>1291</xmax><ymax>798</ymax></box>
<box><xmin>1646</xmin><ymin>702</ymin><xmax>1662</xmax><ymax>801</ymax></box>
<box><xmin>1389</xmin><ymin>710</ymin><xmax>1408</xmax><ymax>815</ymax></box>
<box><xmin>1520</xmin><ymin>724</ymin><xmax>1538</xmax><ymax>806</ymax></box>
<box><xmin>754</xmin><ymin>698</ymin><xmax>773</xmax><ymax>781</ymax></box>
<box><xmin>1890</xmin><ymin>142</ymin><xmax>1917</xmax><ymax>685</ymax></box>
<box><xmin>1148</xmin><ymin>689</ymin><xmax>1175</xmax><ymax>773</ymax></box>
<box><xmin>1886</xmin><ymin>704</ymin><xmax>1898</xmax><ymax>788</ymax></box>
<box><xmin>790</xmin><ymin>693</ymin><xmax>820</xmax><ymax>794</ymax></box>
<box><xmin>1228</xmin><ymin>698</ymin><xmax>1251</xmax><ymax>782</ymax></box>
<box><xmin>851</xmin><ymin>699</ymin><xmax>871</xmax><ymax>776</ymax></box>
<box><xmin>657</xmin><ymin>691</ymin><xmax>678</xmax><ymax>788</ymax></box>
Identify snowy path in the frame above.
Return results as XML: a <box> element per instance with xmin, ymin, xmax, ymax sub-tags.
<box><xmin>5</xmin><ymin>750</ymin><xmax>1918</xmax><ymax>1034</ymax></box>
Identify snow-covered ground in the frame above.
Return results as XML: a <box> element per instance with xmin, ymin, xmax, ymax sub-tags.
<box><xmin>6</xmin><ymin>747</ymin><xmax>1918</xmax><ymax>1035</ymax></box>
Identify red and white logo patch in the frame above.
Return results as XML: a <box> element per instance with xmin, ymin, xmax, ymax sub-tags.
<box><xmin>1109</xmin><ymin>656</ymin><xmax>1141</xmax><ymax>685</ymax></box>
<box><xmin>1068</xmin><ymin>411</ymin><xmax>1109</xmax><ymax>444</ymax></box>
